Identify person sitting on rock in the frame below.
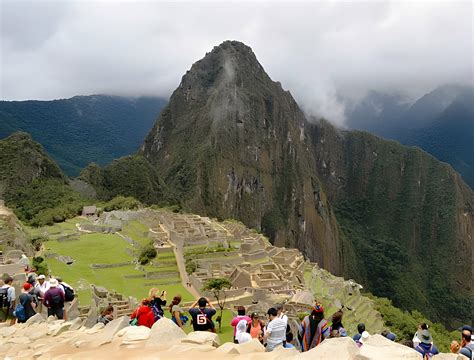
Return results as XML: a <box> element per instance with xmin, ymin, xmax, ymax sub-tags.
<box><xmin>413</xmin><ymin>322</ymin><xmax>429</xmax><ymax>347</ymax></box>
<box><xmin>188</xmin><ymin>297</ymin><xmax>216</xmax><ymax>332</ymax></box>
<box><xmin>414</xmin><ymin>329</ymin><xmax>439</xmax><ymax>358</ymax></box>
<box><xmin>130</xmin><ymin>298</ymin><xmax>155</xmax><ymax>328</ymax></box>
<box><xmin>298</xmin><ymin>302</ymin><xmax>329</xmax><ymax>351</ymax></box>
<box><xmin>247</xmin><ymin>312</ymin><xmax>265</xmax><ymax>343</ymax></box>
<box><xmin>17</xmin><ymin>283</ymin><xmax>37</xmax><ymax>323</ymax></box>
<box><xmin>43</xmin><ymin>278</ymin><xmax>65</xmax><ymax>319</ymax></box>
<box><xmin>353</xmin><ymin>323</ymin><xmax>365</xmax><ymax>341</ymax></box>
<box><xmin>231</xmin><ymin>306</ymin><xmax>251</xmax><ymax>343</ymax></box>
<box><xmin>264</xmin><ymin>307</ymin><xmax>287</xmax><ymax>352</ymax></box>
<box><xmin>97</xmin><ymin>305</ymin><xmax>114</xmax><ymax>325</ymax></box>
<box><xmin>382</xmin><ymin>329</ymin><xmax>397</xmax><ymax>341</ymax></box>
<box><xmin>169</xmin><ymin>295</ymin><xmax>188</xmax><ymax>328</ymax></box>
<box><xmin>149</xmin><ymin>288</ymin><xmax>166</xmax><ymax>321</ymax></box>
<box><xmin>329</xmin><ymin>310</ymin><xmax>347</xmax><ymax>337</ymax></box>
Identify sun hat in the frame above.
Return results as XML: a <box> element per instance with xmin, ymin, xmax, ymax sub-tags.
<box><xmin>419</xmin><ymin>329</ymin><xmax>433</xmax><ymax>344</ymax></box>
<box><xmin>49</xmin><ymin>278</ymin><xmax>58</xmax><ymax>287</ymax></box>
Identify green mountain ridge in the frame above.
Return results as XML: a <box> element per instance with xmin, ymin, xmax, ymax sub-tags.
<box><xmin>0</xmin><ymin>95</ymin><xmax>167</xmax><ymax>176</ymax></box>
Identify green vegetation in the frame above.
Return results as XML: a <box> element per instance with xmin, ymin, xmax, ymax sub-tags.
<box><xmin>138</xmin><ymin>242</ymin><xmax>157</xmax><ymax>265</ymax></box>
<box><xmin>7</xmin><ymin>179</ymin><xmax>87</xmax><ymax>227</ymax></box>
<box><xmin>103</xmin><ymin>196</ymin><xmax>141</xmax><ymax>212</ymax></box>
<box><xmin>372</xmin><ymin>296</ymin><xmax>457</xmax><ymax>353</ymax></box>
<box><xmin>0</xmin><ymin>96</ymin><xmax>166</xmax><ymax>176</ymax></box>
<box><xmin>32</xmin><ymin>256</ymin><xmax>49</xmax><ymax>275</ymax></box>
<box><xmin>43</xmin><ymin>231</ymin><xmax>193</xmax><ymax>304</ymax></box>
<box><xmin>202</xmin><ymin>278</ymin><xmax>232</xmax><ymax>332</ymax></box>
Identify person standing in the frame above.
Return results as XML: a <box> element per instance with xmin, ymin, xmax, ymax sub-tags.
<box><xmin>414</xmin><ymin>330</ymin><xmax>439</xmax><ymax>358</ymax></box>
<box><xmin>247</xmin><ymin>312</ymin><xmax>265</xmax><ymax>343</ymax></box>
<box><xmin>264</xmin><ymin>307</ymin><xmax>287</xmax><ymax>351</ymax></box>
<box><xmin>298</xmin><ymin>303</ymin><xmax>329</xmax><ymax>351</ymax></box>
<box><xmin>0</xmin><ymin>276</ymin><xmax>16</xmax><ymax>325</ymax></box>
<box><xmin>235</xmin><ymin>319</ymin><xmax>252</xmax><ymax>344</ymax></box>
<box><xmin>459</xmin><ymin>326</ymin><xmax>473</xmax><ymax>359</ymax></box>
<box><xmin>17</xmin><ymin>283</ymin><xmax>36</xmax><ymax>323</ymax></box>
<box><xmin>230</xmin><ymin>306</ymin><xmax>251</xmax><ymax>343</ymax></box>
<box><xmin>188</xmin><ymin>297</ymin><xmax>216</xmax><ymax>332</ymax></box>
<box><xmin>43</xmin><ymin>278</ymin><xmax>65</xmax><ymax>319</ymax></box>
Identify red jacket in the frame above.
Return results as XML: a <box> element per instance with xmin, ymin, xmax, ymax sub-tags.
<box><xmin>130</xmin><ymin>305</ymin><xmax>155</xmax><ymax>328</ymax></box>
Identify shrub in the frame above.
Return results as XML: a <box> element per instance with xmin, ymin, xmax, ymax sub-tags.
<box><xmin>138</xmin><ymin>242</ymin><xmax>157</xmax><ymax>265</ymax></box>
<box><xmin>103</xmin><ymin>196</ymin><xmax>141</xmax><ymax>212</ymax></box>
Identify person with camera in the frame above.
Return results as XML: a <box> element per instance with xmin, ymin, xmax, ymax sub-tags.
<box><xmin>188</xmin><ymin>297</ymin><xmax>216</xmax><ymax>332</ymax></box>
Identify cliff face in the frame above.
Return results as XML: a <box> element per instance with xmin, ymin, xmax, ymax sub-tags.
<box><xmin>142</xmin><ymin>41</ymin><xmax>342</xmax><ymax>273</ymax></box>
<box><xmin>308</xmin><ymin>120</ymin><xmax>473</xmax><ymax>326</ymax></box>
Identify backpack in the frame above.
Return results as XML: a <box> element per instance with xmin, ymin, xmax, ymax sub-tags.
<box><xmin>63</xmin><ymin>285</ymin><xmax>74</xmax><ymax>302</ymax></box>
<box><xmin>51</xmin><ymin>293</ymin><xmax>63</xmax><ymax>307</ymax></box>
<box><xmin>0</xmin><ymin>287</ymin><xmax>10</xmax><ymax>309</ymax></box>
<box><xmin>150</xmin><ymin>303</ymin><xmax>164</xmax><ymax>321</ymax></box>
<box><xmin>13</xmin><ymin>302</ymin><xmax>26</xmax><ymax>321</ymax></box>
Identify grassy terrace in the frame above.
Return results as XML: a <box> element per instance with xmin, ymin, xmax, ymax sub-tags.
<box><xmin>120</xmin><ymin>220</ymin><xmax>150</xmax><ymax>247</ymax></box>
<box><xmin>42</xmin><ymin>231</ymin><xmax>193</xmax><ymax>305</ymax></box>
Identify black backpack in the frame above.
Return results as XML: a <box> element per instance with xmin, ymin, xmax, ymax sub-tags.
<box><xmin>0</xmin><ymin>287</ymin><xmax>10</xmax><ymax>309</ymax></box>
<box><xmin>63</xmin><ymin>285</ymin><xmax>74</xmax><ymax>302</ymax></box>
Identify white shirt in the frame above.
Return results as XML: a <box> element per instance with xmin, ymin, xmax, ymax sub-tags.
<box><xmin>266</xmin><ymin>317</ymin><xmax>286</xmax><ymax>351</ymax></box>
<box><xmin>35</xmin><ymin>281</ymin><xmax>50</xmax><ymax>297</ymax></box>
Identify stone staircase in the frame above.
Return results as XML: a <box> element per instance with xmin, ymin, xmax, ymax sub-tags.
<box><xmin>110</xmin><ymin>299</ymin><xmax>133</xmax><ymax>317</ymax></box>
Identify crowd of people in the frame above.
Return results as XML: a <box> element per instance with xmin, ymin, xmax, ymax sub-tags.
<box><xmin>2</xmin><ymin>274</ymin><xmax>473</xmax><ymax>357</ymax></box>
<box><xmin>0</xmin><ymin>272</ymin><xmax>75</xmax><ymax>324</ymax></box>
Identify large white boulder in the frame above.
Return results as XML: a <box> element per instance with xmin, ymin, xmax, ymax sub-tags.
<box><xmin>146</xmin><ymin>317</ymin><xmax>186</xmax><ymax>347</ymax></box>
<box><xmin>181</xmin><ymin>331</ymin><xmax>220</xmax><ymax>347</ymax></box>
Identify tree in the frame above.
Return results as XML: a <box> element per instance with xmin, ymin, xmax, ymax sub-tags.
<box><xmin>202</xmin><ymin>277</ymin><xmax>232</xmax><ymax>332</ymax></box>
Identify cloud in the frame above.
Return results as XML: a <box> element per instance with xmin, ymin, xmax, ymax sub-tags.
<box><xmin>1</xmin><ymin>0</ymin><xmax>472</xmax><ymax>127</ymax></box>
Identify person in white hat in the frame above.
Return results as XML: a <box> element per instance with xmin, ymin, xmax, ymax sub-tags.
<box><xmin>43</xmin><ymin>278</ymin><xmax>65</xmax><ymax>319</ymax></box>
<box><xmin>35</xmin><ymin>275</ymin><xmax>50</xmax><ymax>300</ymax></box>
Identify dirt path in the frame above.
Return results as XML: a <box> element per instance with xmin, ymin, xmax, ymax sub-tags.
<box><xmin>158</xmin><ymin>224</ymin><xmax>200</xmax><ymax>299</ymax></box>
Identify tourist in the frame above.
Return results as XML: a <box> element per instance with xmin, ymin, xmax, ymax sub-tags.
<box><xmin>247</xmin><ymin>312</ymin><xmax>265</xmax><ymax>343</ymax></box>
<box><xmin>235</xmin><ymin>319</ymin><xmax>252</xmax><ymax>344</ymax></box>
<box><xmin>284</xmin><ymin>332</ymin><xmax>295</xmax><ymax>349</ymax></box>
<box><xmin>35</xmin><ymin>275</ymin><xmax>50</xmax><ymax>300</ymax></box>
<box><xmin>413</xmin><ymin>322</ymin><xmax>429</xmax><ymax>347</ymax></box>
<box><xmin>17</xmin><ymin>283</ymin><xmax>36</xmax><ymax>323</ymax></box>
<box><xmin>188</xmin><ymin>297</ymin><xmax>216</xmax><ymax>332</ymax></box>
<box><xmin>451</xmin><ymin>340</ymin><xmax>461</xmax><ymax>354</ymax></box>
<box><xmin>169</xmin><ymin>295</ymin><xmax>188</xmax><ymax>328</ymax></box>
<box><xmin>97</xmin><ymin>305</ymin><xmax>114</xmax><ymax>325</ymax></box>
<box><xmin>230</xmin><ymin>306</ymin><xmax>251</xmax><ymax>343</ymax></box>
<box><xmin>459</xmin><ymin>326</ymin><xmax>473</xmax><ymax>359</ymax></box>
<box><xmin>0</xmin><ymin>276</ymin><xmax>16</xmax><ymax>325</ymax></box>
<box><xmin>130</xmin><ymin>299</ymin><xmax>155</xmax><ymax>328</ymax></box>
<box><xmin>353</xmin><ymin>323</ymin><xmax>365</xmax><ymax>341</ymax></box>
<box><xmin>298</xmin><ymin>303</ymin><xmax>329</xmax><ymax>351</ymax></box>
<box><xmin>264</xmin><ymin>307</ymin><xmax>287</xmax><ymax>351</ymax></box>
<box><xmin>149</xmin><ymin>288</ymin><xmax>166</xmax><ymax>321</ymax></box>
<box><xmin>329</xmin><ymin>310</ymin><xmax>347</xmax><ymax>337</ymax></box>
<box><xmin>275</xmin><ymin>303</ymin><xmax>291</xmax><ymax>345</ymax></box>
<box><xmin>381</xmin><ymin>329</ymin><xmax>397</xmax><ymax>341</ymax></box>
<box><xmin>43</xmin><ymin>278</ymin><xmax>65</xmax><ymax>319</ymax></box>
<box><xmin>414</xmin><ymin>329</ymin><xmax>439</xmax><ymax>357</ymax></box>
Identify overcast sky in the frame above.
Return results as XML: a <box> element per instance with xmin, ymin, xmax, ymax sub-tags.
<box><xmin>1</xmin><ymin>0</ymin><xmax>472</xmax><ymax>125</ymax></box>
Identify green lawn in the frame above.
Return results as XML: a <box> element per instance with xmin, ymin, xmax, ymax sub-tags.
<box><xmin>120</xmin><ymin>220</ymin><xmax>150</xmax><ymax>247</ymax></box>
<box><xmin>26</xmin><ymin>217</ymin><xmax>82</xmax><ymax>237</ymax></box>
<box><xmin>43</xmin><ymin>231</ymin><xmax>193</xmax><ymax>305</ymax></box>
